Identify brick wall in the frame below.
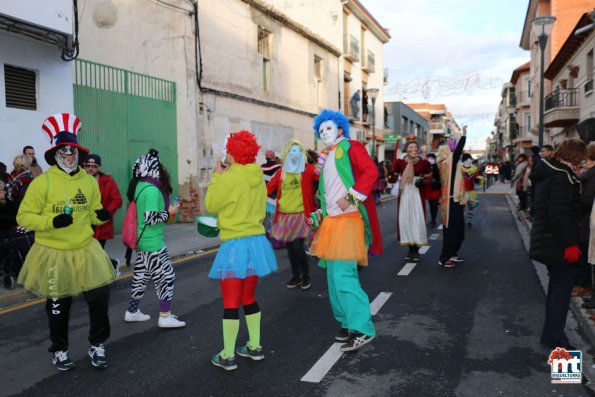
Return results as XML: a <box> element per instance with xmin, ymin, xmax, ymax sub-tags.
<box><xmin>178</xmin><ymin>182</ymin><xmax>201</xmax><ymax>223</ymax></box>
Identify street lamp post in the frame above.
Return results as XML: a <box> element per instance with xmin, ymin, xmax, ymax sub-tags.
<box><xmin>367</xmin><ymin>88</ymin><xmax>379</xmax><ymax>159</ymax></box>
<box><xmin>506</xmin><ymin>104</ymin><xmax>517</xmax><ymax>161</ymax></box>
<box><xmin>531</xmin><ymin>16</ymin><xmax>556</xmax><ymax>148</ymax></box>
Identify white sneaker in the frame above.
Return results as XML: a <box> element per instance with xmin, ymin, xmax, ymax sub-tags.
<box><xmin>125</xmin><ymin>310</ymin><xmax>151</xmax><ymax>322</ymax></box>
<box><xmin>112</xmin><ymin>259</ymin><xmax>121</xmax><ymax>277</ymax></box>
<box><xmin>158</xmin><ymin>314</ymin><xmax>186</xmax><ymax>328</ymax></box>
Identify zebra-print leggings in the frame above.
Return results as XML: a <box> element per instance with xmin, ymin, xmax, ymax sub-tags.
<box><xmin>130</xmin><ymin>247</ymin><xmax>175</xmax><ymax>301</ymax></box>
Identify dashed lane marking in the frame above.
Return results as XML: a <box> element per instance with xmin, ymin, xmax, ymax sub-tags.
<box><xmin>397</xmin><ymin>263</ymin><xmax>417</xmax><ymax>276</ymax></box>
<box><xmin>301</xmin><ymin>292</ymin><xmax>393</xmax><ymax>383</ymax></box>
<box><xmin>419</xmin><ymin>246</ymin><xmax>430</xmax><ymax>255</ymax></box>
<box><xmin>370</xmin><ymin>292</ymin><xmax>393</xmax><ymax>315</ymax></box>
<box><xmin>429</xmin><ymin>233</ymin><xmax>439</xmax><ymax>240</ymax></box>
<box><xmin>437</xmin><ymin>224</ymin><xmax>443</xmax><ymax>230</ymax></box>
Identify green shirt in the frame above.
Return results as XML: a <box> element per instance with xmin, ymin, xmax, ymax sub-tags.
<box><xmin>278</xmin><ymin>173</ymin><xmax>304</xmax><ymax>214</ymax></box>
<box><xmin>135</xmin><ymin>182</ymin><xmax>166</xmax><ymax>252</ymax></box>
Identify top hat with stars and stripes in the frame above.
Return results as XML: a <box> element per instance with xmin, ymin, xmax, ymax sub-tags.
<box><xmin>42</xmin><ymin>113</ymin><xmax>89</xmax><ymax>165</ymax></box>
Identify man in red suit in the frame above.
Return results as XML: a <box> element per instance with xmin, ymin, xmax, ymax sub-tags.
<box><xmin>85</xmin><ymin>154</ymin><xmax>123</xmax><ymax>273</ymax></box>
<box><xmin>310</xmin><ymin>109</ymin><xmax>382</xmax><ymax>352</ymax></box>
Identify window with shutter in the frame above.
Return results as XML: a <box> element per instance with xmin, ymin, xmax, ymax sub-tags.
<box><xmin>4</xmin><ymin>65</ymin><xmax>37</xmax><ymax>110</ymax></box>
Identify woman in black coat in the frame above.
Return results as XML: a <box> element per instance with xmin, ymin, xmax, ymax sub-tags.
<box><xmin>529</xmin><ymin>138</ymin><xmax>588</xmax><ymax>349</ymax></box>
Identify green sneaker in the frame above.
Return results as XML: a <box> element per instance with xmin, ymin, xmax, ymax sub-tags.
<box><xmin>236</xmin><ymin>343</ymin><xmax>264</xmax><ymax>361</ymax></box>
<box><xmin>211</xmin><ymin>352</ymin><xmax>237</xmax><ymax>370</ymax></box>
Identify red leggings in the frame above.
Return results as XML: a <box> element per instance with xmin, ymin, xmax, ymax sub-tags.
<box><xmin>220</xmin><ymin>276</ymin><xmax>258</xmax><ymax>309</ymax></box>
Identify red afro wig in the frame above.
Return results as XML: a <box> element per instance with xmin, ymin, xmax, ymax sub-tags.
<box><xmin>226</xmin><ymin>130</ymin><xmax>261</xmax><ymax>165</ymax></box>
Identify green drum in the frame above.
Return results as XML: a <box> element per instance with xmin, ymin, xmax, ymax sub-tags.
<box><xmin>195</xmin><ymin>216</ymin><xmax>220</xmax><ymax>238</ymax></box>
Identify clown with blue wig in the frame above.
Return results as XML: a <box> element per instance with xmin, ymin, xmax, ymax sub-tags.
<box><xmin>309</xmin><ymin>109</ymin><xmax>382</xmax><ymax>352</ymax></box>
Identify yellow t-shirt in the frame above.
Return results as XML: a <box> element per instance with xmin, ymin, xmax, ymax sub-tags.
<box><xmin>278</xmin><ymin>173</ymin><xmax>304</xmax><ymax>214</ymax></box>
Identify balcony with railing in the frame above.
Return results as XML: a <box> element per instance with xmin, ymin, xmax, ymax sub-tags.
<box><xmin>362</xmin><ymin>50</ymin><xmax>375</xmax><ymax>73</ymax></box>
<box><xmin>343</xmin><ymin>34</ymin><xmax>359</xmax><ymax>62</ymax></box>
<box><xmin>429</xmin><ymin>121</ymin><xmax>446</xmax><ymax>134</ymax></box>
<box><xmin>544</xmin><ymin>88</ymin><xmax>579</xmax><ymax>127</ymax></box>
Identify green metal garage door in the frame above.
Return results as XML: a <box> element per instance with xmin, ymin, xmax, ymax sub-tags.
<box><xmin>74</xmin><ymin>59</ymin><xmax>178</xmax><ymax>233</ymax></box>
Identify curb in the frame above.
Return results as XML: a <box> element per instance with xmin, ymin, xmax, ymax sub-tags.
<box><xmin>0</xmin><ymin>244</ymin><xmax>221</xmax><ymax>311</ymax></box>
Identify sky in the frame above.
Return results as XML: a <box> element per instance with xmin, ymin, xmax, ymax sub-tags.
<box><xmin>361</xmin><ymin>0</ymin><xmax>530</xmax><ymax>151</ymax></box>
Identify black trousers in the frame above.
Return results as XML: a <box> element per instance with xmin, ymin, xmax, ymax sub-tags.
<box><xmin>428</xmin><ymin>199</ymin><xmax>439</xmax><ymax>225</ymax></box>
<box><xmin>46</xmin><ymin>285</ymin><xmax>111</xmax><ymax>352</ymax></box>
<box><xmin>517</xmin><ymin>190</ymin><xmax>528</xmax><ymax>211</ymax></box>
<box><xmin>440</xmin><ymin>200</ymin><xmax>465</xmax><ymax>263</ymax></box>
<box><xmin>286</xmin><ymin>238</ymin><xmax>309</xmax><ymax>278</ymax></box>
<box><xmin>540</xmin><ymin>265</ymin><xmax>577</xmax><ymax>347</ymax></box>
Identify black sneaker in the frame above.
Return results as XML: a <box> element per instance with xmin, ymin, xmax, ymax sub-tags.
<box><xmin>438</xmin><ymin>259</ymin><xmax>456</xmax><ymax>268</ymax></box>
<box><xmin>411</xmin><ymin>251</ymin><xmax>420</xmax><ymax>262</ymax></box>
<box><xmin>52</xmin><ymin>350</ymin><xmax>75</xmax><ymax>371</ymax></box>
<box><xmin>335</xmin><ymin>327</ymin><xmax>350</xmax><ymax>342</ymax></box>
<box><xmin>286</xmin><ymin>277</ymin><xmax>302</xmax><ymax>289</ymax></box>
<box><xmin>300</xmin><ymin>276</ymin><xmax>311</xmax><ymax>290</ymax></box>
<box><xmin>88</xmin><ymin>343</ymin><xmax>107</xmax><ymax>368</ymax></box>
<box><xmin>450</xmin><ymin>256</ymin><xmax>464</xmax><ymax>263</ymax></box>
<box><xmin>404</xmin><ymin>252</ymin><xmax>412</xmax><ymax>260</ymax></box>
<box><xmin>340</xmin><ymin>332</ymin><xmax>375</xmax><ymax>352</ymax></box>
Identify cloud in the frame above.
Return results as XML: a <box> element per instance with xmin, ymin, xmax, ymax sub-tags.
<box><xmin>361</xmin><ymin>0</ymin><xmax>529</xmax><ymax>150</ymax></box>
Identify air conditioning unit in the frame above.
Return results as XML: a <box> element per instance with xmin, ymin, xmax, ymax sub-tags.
<box><xmin>355</xmin><ymin>130</ymin><xmax>366</xmax><ymax>142</ymax></box>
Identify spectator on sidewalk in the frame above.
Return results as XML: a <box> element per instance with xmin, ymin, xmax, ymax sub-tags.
<box><xmin>573</xmin><ymin>142</ymin><xmax>595</xmax><ymax>298</ymax></box>
<box><xmin>511</xmin><ymin>154</ymin><xmax>529</xmax><ymax>213</ymax></box>
<box><xmin>0</xmin><ymin>162</ymin><xmax>9</xmax><ymax>184</ymax></box>
<box><xmin>124</xmin><ymin>149</ymin><xmax>185</xmax><ymax>329</ymax></box>
<box><xmin>84</xmin><ymin>154</ymin><xmax>123</xmax><ymax>274</ymax></box>
<box><xmin>540</xmin><ymin>144</ymin><xmax>554</xmax><ymax>160</ymax></box>
<box><xmin>23</xmin><ymin>145</ymin><xmax>43</xmax><ymax>178</ymax></box>
<box><xmin>373</xmin><ymin>159</ymin><xmax>387</xmax><ymax>205</ymax></box>
<box><xmin>0</xmin><ymin>180</ymin><xmax>17</xmax><ymax>231</ymax></box>
<box><xmin>17</xmin><ymin>113</ymin><xmax>116</xmax><ymax>371</ymax></box>
<box><xmin>423</xmin><ymin>153</ymin><xmax>441</xmax><ymax>229</ymax></box>
<box><xmin>206</xmin><ymin>131</ymin><xmax>278</xmax><ymax>371</ymax></box>
<box><xmin>7</xmin><ymin>154</ymin><xmax>33</xmax><ymax>210</ymax></box>
<box><xmin>529</xmin><ymin>138</ymin><xmax>588</xmax><ymax>350</ymax></box>
<box><xmin>501</xmin><ymin>161</ymin><xmax>512</xmax><ymax>182</ymax></box>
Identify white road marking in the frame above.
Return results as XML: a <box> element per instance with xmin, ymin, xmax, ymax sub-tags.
<box><xmin>429</xmin><ymin>233</ymin><xmax>439</xmax><ymax>240</ymax></box>
<box><xmin>437</xmin><ymin>224</ymin><xmax>443</xmax><ymax>230</ymax></box>
<box><xmin>370</xmin><ymin>291</ymin><xmax>393</xmax><ymax>315</ymax></box>
<box><xmin>301</xmin><ymin>343</ymin><xmax>345</xmax><ymax>383</ymax></box>
<box><xmin>419</xmin><ymin>246</ymin><xmax>430</xmax><ymax>254</ymax></box>
<box><xmin>397</xmin><ymin>262</ymin><xmax>417</xmax><ymax>276</ymax></box>
<box><xmin>301</xmin><ymin>292</ymin><xmax>393</xmax><ymax>383</ymax></box>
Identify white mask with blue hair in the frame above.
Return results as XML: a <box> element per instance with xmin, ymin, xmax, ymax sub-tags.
<box><xmin>283</xmin><ymin>145</ymin><xmax>305</xmax><ymax>173</ymax></box>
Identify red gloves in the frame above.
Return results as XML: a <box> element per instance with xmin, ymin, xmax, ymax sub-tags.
<box><xmin>564</xmin><ymin>245</ymin><xmax>582</xmax><ymax>263</ymax></box>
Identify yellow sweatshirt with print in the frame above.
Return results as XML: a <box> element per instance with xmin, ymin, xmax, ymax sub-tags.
<box><xmin>205</xmin><ymin>163</ymin><xmax>266</xmax><ymax>241</ymax></box>
<box><xmin>17</xmin><ymin>166</ymin><xmax>106</xmax><ymax>249</ymax></box>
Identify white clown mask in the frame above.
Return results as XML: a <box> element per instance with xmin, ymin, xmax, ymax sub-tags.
<box><xmin>319</xmin><ymin>120</ymin><xmax>340</xmax><ymax>148</ymax></box>
<box><xmin>55</xmin><ymin>145</ymin><xmax>79</xmax><ymax>173</ymax></box>
<box><xmin>283</xmin><ymin>144</ymin><xmax>305</xmax><ymax>173</ymax></box>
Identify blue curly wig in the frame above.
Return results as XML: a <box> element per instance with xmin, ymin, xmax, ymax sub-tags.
<box><xmin>313</xmin><ymin>109</ymin><xmax>350</xmax><ymax>140</ymax></box>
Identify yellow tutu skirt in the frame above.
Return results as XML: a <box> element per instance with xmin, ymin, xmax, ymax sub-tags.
<box><xmin>310</xmin><ymin>211</ymin><xmax>368</xmax><ymax>266</ymax></box>
<box><xmin>18</xmin><ymin>239</ymin><xmax>117</xmax><ymax>299</ymax></box>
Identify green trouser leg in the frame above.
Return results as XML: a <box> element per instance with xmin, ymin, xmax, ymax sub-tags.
<box><xmin>222</xmin><ymin>319</ymin><xmax>239</xmax><ymax>358</ymax></box>
<box><xmin>327</xmin><ymin>260</ymin><xmax>375</xmax><ymax>337</ymax></box>
<box><xmin>245</xmin><ymin>311</ymin><xmax>261</xmax><ymax>349</ymax></box>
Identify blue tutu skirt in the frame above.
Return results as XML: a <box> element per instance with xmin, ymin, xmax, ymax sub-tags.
<box><xmin>209</xmin><ymin>235</ymin><xmax>278</xmax><ymax>279</ymax></box>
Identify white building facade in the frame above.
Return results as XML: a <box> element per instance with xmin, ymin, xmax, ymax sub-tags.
<box><xmin>0</xmin><ymin>0</ymin><xmax>75</xmax><ymax>169</ymax></box>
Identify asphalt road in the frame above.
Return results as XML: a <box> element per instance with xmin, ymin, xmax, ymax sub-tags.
<box><xmin>1</xmin><ymin>195</ymin><xmax>592</xmax><ymax>397</ymax></box>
